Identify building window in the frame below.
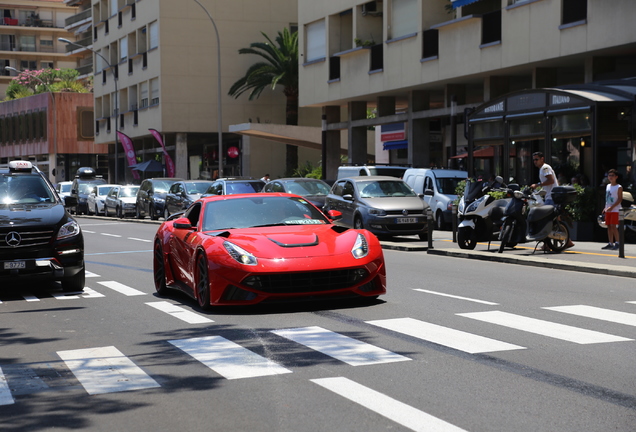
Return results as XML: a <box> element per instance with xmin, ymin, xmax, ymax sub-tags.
<box><xmin>120</xmin><ymin>36</ymin><xmax>127</xmax><ymax>62</ymax></box>
<box><xmin>150</xmin><ymin>77</ymin><xmax>159</xmax><ymax>105</ymax></box>
<box><xmin>562</xmin><ymin>0</ymin><xmax>587</xmax><ymax>25</ymax></box>
<box><xmin>149</xmin><ymin>21</ymin><xmax>158</xmax><ymax>49</ymax></box>
<box><xmin>422</xmin><ymin>29</ymin><xmax>438</xmax><ymax>59</ymax></box>
<box><xmin>390</xmin><ymin>0</ymin><xmax>418</xmax><ymax>39</ymax></box>
<box><xmin>140</xmin><ymin>81</ymin><xmax>148</xmax><ymax>108</ymax></box>
<box><xmin>18</xmin><ymin>35</ymin><xmax>36</xmax><ymax>52</ymax></box>
<box><xmin>305</xmin><ymin>19</ymin><xmax>326</xmax><ymax>62</ymax></box>
<box><xmin>40</xmin><ymin>61</ymin><xmax>53</xmax><ymax>69</ymax></box>
<box><xmin>481</xmin><ymin>10</ymin><xmax>501</xmax><ymax>45</ymax></box>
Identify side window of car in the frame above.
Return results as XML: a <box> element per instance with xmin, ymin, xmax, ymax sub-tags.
<box><xmin>343</xmin><ymin>182</ymin><xmax>355</xmax><ymax>196</ymax></box>
<box><xmin>272</xmin><ymin>182</ymin><xmax>284</xmax><ymax>193</ymax></box>
<box><xmin>186</xmin><ymin>203</ymin><xmax>201</xmax><ymax>227</ymax></box>
<box><xmin>169</xmin><ymin>183</ymin><xmax>178</xmax><ymax>194</ymax></box>
<box><xmin>332</xmin><ymin>181</ymin><xmax>345</xmax><ymax>196</ymax></box>
<box><xmin>108</xmin><ymin>187</ymin><xmax>118</xmax><ymax>198</ymax></box>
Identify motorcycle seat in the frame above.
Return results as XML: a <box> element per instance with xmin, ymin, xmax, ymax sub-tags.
<box><xmin>527</xmin><ymin>205</ymin><xmax>554</xmax><ymax>222</ymax></box>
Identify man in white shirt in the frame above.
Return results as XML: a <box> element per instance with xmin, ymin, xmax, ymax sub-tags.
<box><xmin>531</xmin><ymin>152</ymin><xmax>557</xmax><ymax>204</ymax></box>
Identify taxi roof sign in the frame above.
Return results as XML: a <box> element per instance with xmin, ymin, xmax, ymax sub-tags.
<box><xmin>9</xmin><ymin>160</ymin><xmax>33</xmax><ymax>171</ymax></box>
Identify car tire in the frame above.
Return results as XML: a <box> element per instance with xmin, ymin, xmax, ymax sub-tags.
<box><xmin>103</xmin><ymin>204</ymin><xmax>109</xmax><ymax>217</ymax></box>
<box><xmin>117</xmin><ymin>206</ymin><xmax>123</xmax><ymax>219</ymax></box>
<box><xmin>136</xmin><ymin>204</ymin><xmax>143</xmax><ymax>219</ymax></box>
<box><xmin>87</xmin><ymin>204</ymin><xmax>94</xmax><ymax>216</ymax></box>
<box><xmin>435</xmin><ymin>211</ymin><xmax>445</xmax><ymax>231</ymax></box>
<box><xmin>153</xmin><ymin>241</ymin><xmax>170</xmax><ymax>296</ymax></box>
<box><xmin>164</xmin><ymin>208</ymin><xmax>170</xmax><ymax>220</ymax></box>
<box><xmin>354</xmin><ymin>216</ymin><xmax>364</xmax><ymax>230</ymax></box>
<box><xmin>61</xmin><ymin>266</ymin><xmax>85</xmax><ymax>292</ymax></box>
<box><xmin>196</xmin><ymin>252</ymin><xmax>212</xmax><ymax>311</ymax></box>
<box><xmin>150</xmin><ymin>204</ymin><xmax>158</xmax><ymax>221</ymax></box>
<box><xmin>457</xmin><ymin>226</ymin><xmax>477</xmax><ymax>250</ymax></box>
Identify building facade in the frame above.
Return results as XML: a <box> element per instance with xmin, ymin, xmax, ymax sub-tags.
<box><xmin>298</xmin><ymin>0</ymin><xmax>636</xmax><ymax>184</ymax></box>
<box><xmin>88</xmin><ymin>0</ymin><xmax>320</xmax><ymax>184</ymax></box>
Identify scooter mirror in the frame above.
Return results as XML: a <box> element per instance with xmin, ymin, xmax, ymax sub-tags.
<box><xmin>495</xmin><ymin>175</ymin><xmax>504</xmax><ymax>184</ymax></box>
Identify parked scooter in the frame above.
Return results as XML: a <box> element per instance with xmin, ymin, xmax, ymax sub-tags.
<box><xmin>457</xmin><ymin>176</ymin><xmax>510</xmax><ymax>250</ymax></box>
<box><xmin>498</xmin><ymin>186</ymin><xmax>576</xmax><ymax>253</ymax></box>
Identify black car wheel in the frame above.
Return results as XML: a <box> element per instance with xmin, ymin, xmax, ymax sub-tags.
<box><xmin>136</xmin><ymin>204</ymin><xmax>143</xmax><ymax>219</ymax></box>
<box><xmin>153</xmin><ymin>241</ymin><xmax>169</xmax><ymax>295</ymax></box>
<box><xmin>435</xmin><ymin>211</ymin><xmax>445</xmax><ymax>231</ymax></box>
<box><xmin>103</xmin><ymin>204</ymin><xmax>109</xmax><ymax>217</ymax></box>
<box><xmin>164</xmin><ymin>208</ymin><xmax>170</xmax><ymax>220</ymax></box>
<box><xmin>117</xmin><ymin>206</ymin><xmax>123</xmax><ymax>219</ymax></box>
<box><xmin>354</xmin><ymin>217</ymin><xmax>364</xmax><ymax>230</ymax></box>
<box><xmin>61</xmin><ymin>266</ymin><xmax>85</xmax><ymax>292</ymax></box>
<box><xmin>196</xmin><ymin>252</ymin><xmax>212</xmax><ymax>310</ymax></box>
<box><xmin>150</xmin><ymin>204</ymin><xmax>158</xmax><ymax>221</ymax></box>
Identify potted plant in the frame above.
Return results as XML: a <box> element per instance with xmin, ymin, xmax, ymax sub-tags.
<box><xmin>565</xmin><ymin>184</ymin><xmax>596</xmax><ymax>241</ymax></box>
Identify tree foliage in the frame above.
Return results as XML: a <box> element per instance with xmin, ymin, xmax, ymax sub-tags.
<box><xmin>4</xmin><ymin>68</ymin><xmax>89</xmax><ymax>100</ymax></box>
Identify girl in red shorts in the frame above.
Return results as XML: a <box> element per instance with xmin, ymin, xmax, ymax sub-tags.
<box><xmin>602</xmin><ymin>169</ymin><xmax>622</xmax><ymax>250</ymax></box>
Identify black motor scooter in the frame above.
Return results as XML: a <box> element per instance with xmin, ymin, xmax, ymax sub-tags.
<box><xmin>498</xmin><ymin>186</ymin><xmax>576</xmax><ymax>253</ymax></box>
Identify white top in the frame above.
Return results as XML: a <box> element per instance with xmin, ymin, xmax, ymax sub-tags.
<box><xmin>539</xmin><ymin>163</ymin><xmax>558</xmax><ymax>201</ymax></box>
<box><xmin>605</xmin><ymin>183</ymin><xmax>621</xmax><ymax>213</ymax></box>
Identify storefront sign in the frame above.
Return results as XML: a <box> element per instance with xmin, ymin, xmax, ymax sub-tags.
<box><xmin>484</xmin><ymin>101</ymin><xmax>504</xmax><ymax>113</ymax></box>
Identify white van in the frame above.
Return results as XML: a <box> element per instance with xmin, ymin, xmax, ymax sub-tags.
<box><xmin>337</xmin><ymin>165</ymin><xmax>408</xmax><ymax>180</ymax></box>
<box><xmin>403</xmin><ymin>168</ymin><xmax>468</xmax><ymax>230</ymax></box>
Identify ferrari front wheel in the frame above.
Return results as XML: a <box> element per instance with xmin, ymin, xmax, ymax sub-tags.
<box><xmin>153</xmin><ymin>240</ymin><xmax>169</xmax><ymax>295</ymax></box>
<box><xmin>196</xmin><ymin>252</ymin><xmax>212</xmax><ymax>311</ymax></box>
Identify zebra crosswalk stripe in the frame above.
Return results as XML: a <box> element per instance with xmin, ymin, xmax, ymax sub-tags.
<box><xmin>543</xmin><ymin>305</ymin><xmax>636</xmax><ymax>327</ymax></box>
<box><xmin>272</xmin><ymin>326</ymin><xmax>410</xmax><ymax>366</ymax></box>
<box><xmin>367</xmin><ymin>317</ymin><xmax>524</xmax><ymax>354</ymax></box>
<box><xmin>169</xmin><ymin>336</ymin><xmax>292</xmax><ymax>380</ymax></box>
<box><xmin>0</xmin><ymin>366</ymin><xmax>14</xmax><ymax>406</ymax></box>
<box><xmin>458</xmin><ymin>311</ymin><xmax>633</xmax><ymax>344</ymax></box>
<box><xmin>311</xmin><ymin>377</ymin><xmax>468</xmax><ymax>432</ymax></box>
<box><xmin>97</xmin><ymin>281</ymin><xmax>146</xmax><ymax>296</ymax></box>
<box><xmin>58</xmin><ymin>346</ymin><xmax>160</xmax><ymax>395</ymax></box>
<box><xmin>146</xmin><ymin>301</ymin><xmax>213</xmax><ymax>324</ymax></box>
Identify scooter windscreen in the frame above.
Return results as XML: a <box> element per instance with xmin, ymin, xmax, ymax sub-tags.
<box><xmin>464</xmin><ymin>180</ymin><xmax>488</xmax><ymax>202</ymax></box>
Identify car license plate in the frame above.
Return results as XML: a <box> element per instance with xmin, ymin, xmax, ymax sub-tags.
<box><xmin>4</xmin><ymin>261</ymin><xmax>26</xmax><ymax>269</ymax></box>
<box><xmin>395</xmin><ymin>217</ymin><xmax>418</xmax><ymax>224</ymax></box>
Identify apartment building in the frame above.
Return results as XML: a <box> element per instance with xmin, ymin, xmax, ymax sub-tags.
<box><xmin>0</xmin><ymin>0</ymin><xmax>79</xmax><ymax>95</ymax></box>
<box><xmin>86</xmin><ymin>0</ymin><xmax>320</xmax><ymax>184</ymax></box>
<box><xmin>63</xmin><ymin>0</ymin><xmax>93</xmax><ymax>80</ymax></box>
<box><xmin>298</xmin><ymin>0</ymin><xmax>636</xmax><ymax>186</ymax></box>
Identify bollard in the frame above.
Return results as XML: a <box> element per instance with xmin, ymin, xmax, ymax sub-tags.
<box><xmin>619</xmin><ymin>207</ymin><xmax>625</xmax><ymax>258</ymax></box>
<box><xmin>452</xmin><ymin>203</ymin><xmax>458</xmax><ymax>243</ymax></box>
<box><xmin>427</xmin><ymin>207</ymin><xmax>434</xmax><ymax>249</ymax></box>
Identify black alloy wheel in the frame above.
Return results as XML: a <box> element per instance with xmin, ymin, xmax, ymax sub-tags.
<box><xmin>153</xmin><ymin>241</ymin><xmax>169</xmax><ymax>295</ymax></box>
<box><xmin>457</xmin><ymin>226</ymin><xmax>477</xmax><ymax>250</ymax></box>
<box><xmin>196</xmin><ymin>253</ymin><xmax>212</xmax><ymax>310</ymax></box>
<box><xmin>354</xmin><ymin>217</ymin><xmax>364</xmax><ymax>230</ymax></box>
<box><xmin>150</xmin><ymin>204</ymin><xmax>158</xmax><ymax>220</ymax></box>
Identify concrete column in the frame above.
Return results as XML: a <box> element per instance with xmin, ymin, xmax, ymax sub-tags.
<box><xmin>324</xmin><ymin>105</ymin><xmax>341</xmax><ymax>181</ymax></box>
<box><xmin>348</xmin><ymin>101</ymin><xmax>367</xmax><ymax>165</ymax></box>
<box><xmin>241</xmin><ymin>135</ymin><xmax>250</xmax><ymax>177</ymax></box>
<box><xmin>534</xmin><ymin>68</ymin><xmax>557</xmax><ymax>89</ymax></box>
<box><xmin>377</xmin><ymin>96</ymin><xmax>395</xmax><ymax>117</ymax></box>
<box><xmin>485</xmin><ymin>76</ymin><xmax>510</xmax><ymax>101</ymax></box>
<box><xmin>175</xmin><ymin>132</ymin><xmax>188</xmax><ymax>179</ymax></box>
<box><xmin>408</xmin><ymin>90</ymin><xmax>430</xmax><ymax>168</ymax></box>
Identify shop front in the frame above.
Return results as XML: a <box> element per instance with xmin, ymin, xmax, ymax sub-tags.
<box><xmin>466</xmin><ymin>82</ymin><xmax>635</xmax><ymax>190</ymax></box>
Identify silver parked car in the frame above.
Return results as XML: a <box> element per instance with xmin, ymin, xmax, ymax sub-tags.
<box><xmin>164</xmin><ymin>180</ymin><xmax>214</xmax><ymax>218</ymax></box>
<box><xmin>262</xmin><ymin>178</ymin><xmax>331</xmax><ymax>209</ymax></box>
<box><xmin>323</xmin><ymin>176</ymin><xmax>430</xmax><ymax>239</ymax></box>
<box><xmin>87</xmin><ymin>184</ymin><xmax>118</xmax><ymax>215</ymax></box>
<box><xmin>104</xmin><ymin>185</ymin><xmax>140</xmax><ymax>218</ymax></box>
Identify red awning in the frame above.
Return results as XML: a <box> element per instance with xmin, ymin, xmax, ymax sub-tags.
<box><xmin>451</xmin><ymin>146</ymin><xmax>516</xmax><ymax>159</ymax></box>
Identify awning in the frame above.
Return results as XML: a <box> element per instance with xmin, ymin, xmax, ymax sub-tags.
<box><xmin>451</xmin><ymin>146</ymin><xmax>517</xmax><ymax>159</ymax></box>
<box><xmin>451</xmin><ymin>0</ymin><xmax>482</xmax><ymax>8</ymax></box>
<box><xmin>383</xmin><ymin>140</ymin><xmax>408</xmax><ymax>150</ymax></box>
<box><xmin>131</xmin><ymin>160</ymin><xmax>163</xmax><ymax>172</ymax></box>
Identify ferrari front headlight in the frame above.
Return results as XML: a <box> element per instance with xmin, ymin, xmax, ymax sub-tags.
<box><xmin>223</xmin><ymin>241</ymin><xmax>258</xmax><ymax>266</ymax></box>
<box><xmin>351</xmin><ymin>233</ymin><xmax>369</xmax><ymax>259</ymax></box>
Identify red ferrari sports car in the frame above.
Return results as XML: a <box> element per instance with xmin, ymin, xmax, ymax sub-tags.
<box><xmin>153</xmin><ymin>193</ymin><xmax>386</xmax><ymax>309</ymax></box>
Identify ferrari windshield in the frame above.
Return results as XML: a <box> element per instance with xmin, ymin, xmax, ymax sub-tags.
<box><xmin>203</xmin><ymin>196</ymin><xmax>329</xmax><ymax>231</ymax></box>
<box><xmin>358</xmin><ymin>180</ymin><xmax>416</xmax><ymax>198</ymax></box>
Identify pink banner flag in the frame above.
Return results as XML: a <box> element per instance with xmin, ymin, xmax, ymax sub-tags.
<box><xmin>149</xmin><ymin>129</ymin><xmax>176</xmax><ymax>177</ymax></box>
<box><xmin>117</xmin><ymin>131</ymin><xmax>140</xmax><ymax>180</ymax></box>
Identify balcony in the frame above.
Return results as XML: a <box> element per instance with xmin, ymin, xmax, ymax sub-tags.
<box><xmin>77</xmin><ymin>63</ymin><xmax>93</xmax><ymax>76</ymax></box>
<box><xmin>66</xmin><ymin>9</ymin><xmax>92</xmax><ymax>28</ymax></box>
<box><xmin>64</xmin><ymin>37</ymin><xmax>92</xmax><ymax>53</ymax></box>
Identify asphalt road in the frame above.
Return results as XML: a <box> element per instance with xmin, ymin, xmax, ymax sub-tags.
<box><xmin>1</xmin><ymin>218</ymin><xmax>634</xmax><ymax>431</ymax></box>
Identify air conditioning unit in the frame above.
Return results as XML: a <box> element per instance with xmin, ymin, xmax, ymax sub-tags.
<box><xmin>361</xmin><ymin>1</ymin><xmax>378</xmax><ymax>16</ymax></box>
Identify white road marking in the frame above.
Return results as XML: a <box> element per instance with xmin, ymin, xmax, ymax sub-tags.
<box><xmin>22</xmin><ymin>293</ymin><xmax>39</xmax><ymax>302</ymax></box>
<box><xmin>413</xmin><ymin>289</ymin><xmax>499</xmax><ymax>305</ymax></box>
<box><xmin>128</xmin><ymin>237</ymin><xmax>152</xmax><ymax>243</ymax></box>
<box><xmin>82</xmin><ymin>287</ymin><xmax>105</xmax><ymax>298</ymax></box>
<box><xmin>367</xmin><ymin>317</ymin><xmax>524</xmax><ymax>354</ymax></box>
<box><xmin>58</xmin><ymin>346</ymin><xmax>160</xmax><ymax>395</ymax></box>
<box><xmin>97</xmin><ymin>281</ymin><xmax>146</xmax><ymax>296</ymax></box>
<box><xmin>100</xmin><ymin>233</ymin><xmax>121</xmax><ymax>238</ymax></box>
<box><xmin>52</xmin><ymin>292</ymin><xmax>80</xmax><ymax>300</ymax></box>
<box><xmin>626</xmin><ymin>301</ymin><xmax>636</xmax><ymax>305</ymax></box>
<box><xmin>544</xmin><ymin>305</ymin><xmax>636</xmax><ymax>327</ymax></box>
<box><xmin>82</xmin><ymin>230</ymin><xmax>95</xmax><ymax>233</ymax></box>
<box><xmin>169</xmin><ymin>336</ymin><xmax>292</xmax><ymax>380</ymax></box>
<box><xmin>458</xmin><ymin>311</ymin><xmax>633</xmax><ymax>344</ymax></box>
<box><xmin>146</xmin><ymin>301</ymin><xmax>213</xmax><ymax>324</ymax></box>
<box><xmin>0</xmin><ymin>366</ymin><xmax>14</xmax><ymax>405</ymax></box>
<box><xmin>311</xmin><ymin>377</ymin><xmax>468</xmax><ymax>432</ymax></box>
<box><xmin>85</xmin><ymin>271</ymin><xmax>100</xmax><ymax>278</ymax></box>
<box><xmin>271</xmin><ymin>326</ymin><xmax>410</xmax><ymax>366</ymax></box>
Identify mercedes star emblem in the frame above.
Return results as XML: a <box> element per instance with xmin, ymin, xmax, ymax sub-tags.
<box><xmin>6</xmin><ymin>231</ymin><xmax>21</xmax><ymax>247</ymax></box>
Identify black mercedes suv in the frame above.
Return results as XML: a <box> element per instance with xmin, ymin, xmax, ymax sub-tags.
<box><xmin>0</xmin><ymin>161</ymin><xmax>85</xmax><ymax>292</ymax></box>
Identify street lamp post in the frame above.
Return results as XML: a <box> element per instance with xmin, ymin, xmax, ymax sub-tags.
<box><xmin>6</xmin><ymin>66</ymin><xmax>57</xmax><ymax>183</ymax></box>
<box><xmin>192</xmin><ymin>0</ymin><xmax>223</xmax><ymax>178</ymax></box>
<box><xmin>59</xmin><ymin>37</ymin><xmax>120</xmax><ymax>184</ymax></box>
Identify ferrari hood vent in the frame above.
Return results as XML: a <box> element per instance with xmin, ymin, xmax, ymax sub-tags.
<box><xmin>266</xmin><ymin>233</ymin><xmax>319</xmax><ymax>248</ymax></box>
<box><xmin>330</xmin><ymin>225</ymin><xmax>349</xmax><ymax>233</ymax></box>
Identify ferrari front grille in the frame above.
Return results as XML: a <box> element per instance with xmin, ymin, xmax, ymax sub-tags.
<box><xmin>242</xmin><ymin>269</ymin><xmax>369</xmax><ymax>293</ymax></box>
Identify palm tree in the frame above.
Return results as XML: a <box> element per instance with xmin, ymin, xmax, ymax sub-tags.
<box><xmin>228</xmin><ymin>28</ymin><xmax>299</xmax><ymax>174</ymax></box>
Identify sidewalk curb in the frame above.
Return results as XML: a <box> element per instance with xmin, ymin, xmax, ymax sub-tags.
<box><xmin>427</xmin><ymin>248</ymin><xmax>636</xmax><ymax>279</ymax></box>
